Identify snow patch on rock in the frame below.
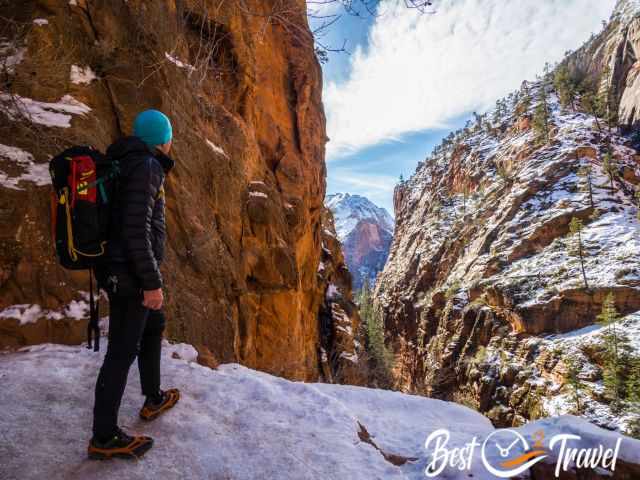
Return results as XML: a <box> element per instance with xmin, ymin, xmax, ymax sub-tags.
<box><xmin>165</xmin><ymin>52</ymin><xmax>195</xmax><ymax>72</ymax></box>
<box><xmin>0</xmin><ymin>93</ymin><xmax>90</xmax><ymax>128</ymax></box>
<box><xmin>0</xmin><ymin>296</ymin><xmax>93</xmax><ymax>325</ymax></box>
<box><xmin>205</xmin><ymin>139</ymin><xmax>228</xmax><ymax>158</ymax></box>
<box><xmin>70</xmin><ymin>65</ymin><xmax>97</xmax><ymax>85</ymax></box>
<box><xmin>0</xmin><ymin>143</ymin><xmax>50</xmax><ymax>189</ymax></box>
<box><xmin>249</xmin><ymin>191</ymin><xmax>267</xmax><ymax>199</ymax></box>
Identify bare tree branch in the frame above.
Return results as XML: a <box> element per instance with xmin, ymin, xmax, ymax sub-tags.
<box><xmin>307</xmin><ymin>0</ymin><xmax>435</xmax><ymax>63</ymax></box>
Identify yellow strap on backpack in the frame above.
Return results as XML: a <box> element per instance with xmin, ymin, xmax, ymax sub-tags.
<box><xmin>61</xmin><ymin>187</ymin><xmax>106</xmax><ymax>261</ymax></box>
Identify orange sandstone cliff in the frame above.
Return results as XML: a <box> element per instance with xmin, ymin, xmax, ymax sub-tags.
<box><xmin>0</xmin><ymin>0</ymin><xmax>343</xmax><ymax>380</ymax></box>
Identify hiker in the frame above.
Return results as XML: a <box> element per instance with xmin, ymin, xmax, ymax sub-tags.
<box><xmin>88</xmin><ymin>110</ymin><xmax>181</xmax><ymax>460</ymax></box>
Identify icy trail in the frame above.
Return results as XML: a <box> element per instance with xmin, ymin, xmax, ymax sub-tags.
<box><xmin>1</xmin><ymin>342</ymin><xmax>638</xmax><ymax>480</ymax></box>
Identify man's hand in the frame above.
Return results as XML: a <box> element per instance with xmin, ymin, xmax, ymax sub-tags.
<box><xmin>143</xmin><ymin>288</ymin><xmax>163</xmax><ymax>310</ymax></box>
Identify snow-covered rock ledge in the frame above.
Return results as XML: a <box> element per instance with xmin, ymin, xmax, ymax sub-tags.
<box><xmin>1</xmin><ymin>342</ymin><xmax>639</xmax><ymax>480</ymax></box>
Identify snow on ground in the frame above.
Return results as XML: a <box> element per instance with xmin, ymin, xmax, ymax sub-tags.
<box><xmin>1</xmin><ymin>342</ymin><xmax>639</xmax><ymax>480</ymax></box>
<box><xmin>0</xmin><ymin>93</ymin><xmax>90</xmax><ymax>128</ymax></box>
<box><xmin>70</xmin><ymin>65</ymin><xmax>97</xmax><ymax>85</ymax></box>
<box><xmin>0</xmin><ymin>143</ymin><xmax>50</xmax><ymax>189</ymax></box>
<box><xmin>32</xmin><ymin>18</ymin><xmax>49</xmax><ymax>26</ymax></box>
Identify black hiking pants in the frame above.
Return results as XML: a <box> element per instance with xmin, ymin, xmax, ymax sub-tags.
<box><xmin>92</xmin><ymin>291</ymin><xmax>165</xmax><ymax>440</ymax></box>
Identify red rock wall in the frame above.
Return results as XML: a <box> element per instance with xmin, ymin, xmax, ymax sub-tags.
<box><xmin>0</xmin><ymin>0</ymin><xmax>327</xmax><ymax>380</ymax></box>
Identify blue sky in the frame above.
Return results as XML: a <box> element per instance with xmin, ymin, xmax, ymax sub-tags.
<box><xmin>311</xmin><ymin>0</ymin><xmax>617</xmax><ymax>213</ymax></box>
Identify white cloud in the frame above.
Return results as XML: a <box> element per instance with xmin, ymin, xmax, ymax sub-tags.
<box><xmin>328</xmin><ymin>167</ymin><xmax>398</xmax><ymax>212</ymax></box>
<box><xmin>324</xmin><ymin>0</ymin><xmax>616</xmax><ymax>159</ymax></box>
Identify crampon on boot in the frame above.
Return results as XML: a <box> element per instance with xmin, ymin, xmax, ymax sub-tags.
<box><xmin>88</xmin><ymin>427</ymin><xmax>153</xmax><ymax>460</ymax></box>
<box><xmin>139</xmin><ymin>388</ymin><xmax>180</xmax><ymax>421</ymax></box>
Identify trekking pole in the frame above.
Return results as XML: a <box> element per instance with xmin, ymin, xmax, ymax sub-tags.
<box><xmin>87</xmin><ymin>267</ymin><xmax>101</xmax><ymax>352</ymax></box>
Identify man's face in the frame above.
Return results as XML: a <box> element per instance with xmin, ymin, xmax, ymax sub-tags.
<box><xmin>157</xmin><ymin>140</ymin><xmax>172</xmax><ymax>155</ymax></box>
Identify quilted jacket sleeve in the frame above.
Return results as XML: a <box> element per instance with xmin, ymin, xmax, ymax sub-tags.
<box><xmin>121</xmin><ymin>157</ymin><xmax>164</xmax><ymax>290</ymax></box>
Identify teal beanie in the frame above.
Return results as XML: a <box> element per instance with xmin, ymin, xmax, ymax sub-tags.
<box><xmin>133</xmin><ymin>110</ymin><xmax>173</xmax><ymax>149</ymax></box>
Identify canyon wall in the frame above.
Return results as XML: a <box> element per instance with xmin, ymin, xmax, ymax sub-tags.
<box><xmin>375</xmin><ymin>1</ymin><xmax>640</xmax><ymax>431</ymax></box>
<box><xmin>0</xmin><ymin>0</ymin><xmax>331</xmax><ymax>380</ymax></box>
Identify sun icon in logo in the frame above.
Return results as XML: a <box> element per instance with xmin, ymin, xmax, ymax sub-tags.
<box><xmin>481</xmin><ymin>429</ymin><xmax>548</xmax><ymax>478</ymax></box>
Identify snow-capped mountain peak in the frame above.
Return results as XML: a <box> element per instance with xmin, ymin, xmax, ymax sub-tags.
<box><xmin>326</xmin><ymin>193</ymin><xmax>395</xmax><ymax>290</ymax></box>
<box><xmin>325</xmin><ymin>193</ymin><xmax>394</xmax><ymax>241</ymax></box>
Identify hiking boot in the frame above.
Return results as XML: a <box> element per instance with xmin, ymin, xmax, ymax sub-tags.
<box><xmin>139</xmin><ymin>388</ymin><xmax>180</xmax><ymax>421</ymax></box>
<box><xmin>88</xmin><ymin>427</ymin><xmax>153</xmax><ymax>460</ymax></box>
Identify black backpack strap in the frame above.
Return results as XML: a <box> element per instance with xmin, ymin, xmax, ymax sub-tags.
<box><xmin>87</xmin><ymin>267</ymin><xmax>101</xmax><ymax>352</ymax></box>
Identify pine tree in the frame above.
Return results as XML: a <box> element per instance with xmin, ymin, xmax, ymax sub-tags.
<box><xmin>582</xmin><ymin>89</ymin><xmax>604</xmax><ymax>132</ymax></box>
<box><xmin>602</xmin><ymin>151</ymin><xmax>617</xmax><ymax>191</ymax></box>
<box><xmin>473</xmin><ymin>111</ymin><xmax>483</xmax><ymax>131</ymax></box>
<box><xmin>554</xmin><ymin>64</ymin><xmax>577</xmax><ymax>109</ymax></box>
<box><xmin>520</xmin><ymin>82</ymin><xmax>532</xmax><ymax>113</ymax></box>
<box><xmin>565</xmin><ymin>356</ymin><xmax>586</xmax><ymax>413</ymax></box>
<box><xmin>623</xmin><ymin>356</ymin><xmax>640</xmax><ymax>439</ymax></box>
<box><xmin>464</xmin><ymin>119</ymin><xmax>472</xmax><ymax>136</ymax></box>
<box><xmin>636</xmin><ymin>190</ymin><xmax>640</xmax><ymax>221</ymax></box>
<box><xmin>569</xmin><ymin>217</ymin><xmax>589</xmax><ymax>289</ymax></box>
<box><xmin>626</xmin><ymin>356</ymin><xmax>640</xmax><ymax>404</ymax></box>
<box><xmin>493</xmin><ymin>99</ymin><xmax>502</xmax><ymax>125</ymax></box>
<box><xmin>577</xmin><ymin>163</ymin><xmax>594</xmax><ymax>208</ymax></box>
<box><xmin>597</xmin><ymin>293</ymin><xmax>624</xmax><ymax>410</ymax></box>
<box><xmin>367</xmin><ymin>308</ymin><xmax>388</xmax><ymax>364</ymax></box>
<box><xmin>358</xmin><ymin>279</ymin><xmax>374</xmax><ymax>329</ymax></box>
<box><xmin>358</xmin><ymin>279</ymin><xmax>393</xmax><ymax>387</ymax></box>
<box><xmin>533</xmin><ymin>84</ymin><xmax>551</xmax><ymax>144</ymax></box>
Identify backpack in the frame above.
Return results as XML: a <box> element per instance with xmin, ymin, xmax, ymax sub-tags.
<box><xmin>49</xmin><ymin>146</ymin><xmax>120</xmax><ymax>351</ymax></box>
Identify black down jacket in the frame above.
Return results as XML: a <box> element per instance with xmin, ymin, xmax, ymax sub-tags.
<box><xmin>101</xmin><ymin>136</ymin><xmax>175</xmax><ymax>293</ymax></box>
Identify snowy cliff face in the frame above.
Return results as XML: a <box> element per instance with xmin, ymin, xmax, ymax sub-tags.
<box><xmin>0</xmin><ymin>1</ymin><xmax>327</xmax><ymax>380</ymax></box>
<box><xmin>375</xmin><ymin>8</ymin><xmax>640</xmax><ymax>429</ymax></box>
<box><xmin>326</xmin><ymin>193</ymin><xmax>394</xmax><ymax>240</ymax></box>
<box><xmin>326</xmin><ymin>193</ymin><xmax>394</xmax><ymax>290</ymax></box>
